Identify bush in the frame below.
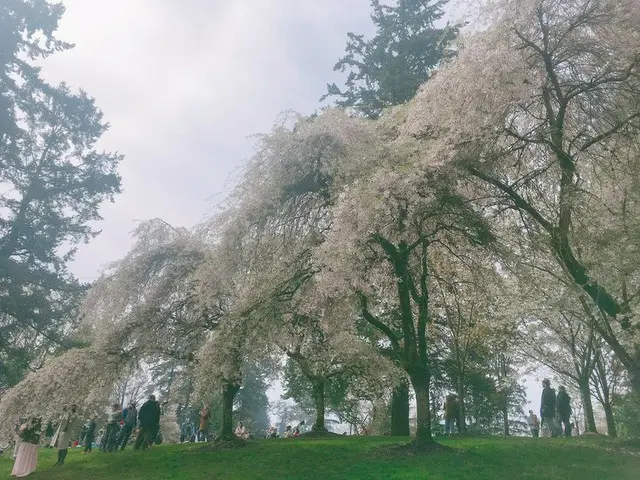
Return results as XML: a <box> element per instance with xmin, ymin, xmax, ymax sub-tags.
<box><xmin>613</xmin><ymin>394</ymin><xmax>640</xmax><ymax>439</ymax></box>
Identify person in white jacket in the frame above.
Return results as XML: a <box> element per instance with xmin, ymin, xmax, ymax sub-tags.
<box><xmin>52</xmin><ymin>404</ymin><xmax>78</xmax><ymax>466</ymax></box>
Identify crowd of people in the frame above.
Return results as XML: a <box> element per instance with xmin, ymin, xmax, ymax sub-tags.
<box><xmin>10</xmin><ymin>394</ymin><xmax>164</xmax><ymax>477</ymax></box>
<box><xmin>6</xmin><ymin>379</ymin><xmax>582</xmax><ymax>477</ymax></box>
<box><xmin>265</xmin><ymin>424</ymin><xmax>302</xmax><ymax>439</ymax></box>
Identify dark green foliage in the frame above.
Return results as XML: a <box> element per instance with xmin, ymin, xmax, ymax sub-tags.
<box><xmin>614</xmin><ymin>394</ymin><xmax>640</xmax><ymax>439</ymax></box>
<box><xmin>322</xmin><ymin>0</ymin><xmax>461</xmax><ymax>118</ymax></box>
<box><xmin>282</xmin><ymin>357</ymin><xmax>349</xmax><ymax>419</ymax></box>
<box><xmin>0</xmin><ymin>0</ymin><xmax>122</xmax><ymax>387</ymax></box>
<box><xmin>235</xmin><ymin>362</ymin><xmax>270</xmax><ymax>436</ymax></box>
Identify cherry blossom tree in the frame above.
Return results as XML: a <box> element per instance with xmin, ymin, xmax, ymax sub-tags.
<box><xmin>405</xmin><ymin>0</ymin><xmax>640</xmax><ymax>393</ymax></box>
<box><xmin>315</xmin><ymin>120</ymin><xmax>494</xmax><ymax>445</ymax></box>
<box><xmin>0</xmin><ymin>218</ymin><xmax>223</xmax><ymax>441</ymax></box>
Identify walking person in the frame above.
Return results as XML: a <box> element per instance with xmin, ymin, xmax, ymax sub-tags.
<box><xmin>52</xmin><ymin>404</ymin><xmax>78</xmax><ymax>465</ymax></box>
<box><xmin>556</xmin><ymin>386</ymin><xmax>572</xmax><ymax>437</ymax></box>
<box><xmin>118</xmin><ymin>402</ymin><xmax>137</xmax><ymax>450</ymax></box>
<box><xmin>11</xmin><ymin>418</ymin><xmax>41</xmax><ymax>477</ymax></box>
<box><xmin>527</xmin><ymin>410</ymin><xmax>540</xmax><ymax>438</ymax></box>
<box><xmin>540</xmin><ymin>379</ymin><xmax>558</xmax><ymax>437</ymax></box>
<box><xmin>81</xmin><ymin>416</ymin><xmax>97</xmax><ymax>454</ymax></box>
<box><xmin>134</xmin><ymin>395</ymin><xmax>161</xmax><ymax>450</ymax></box>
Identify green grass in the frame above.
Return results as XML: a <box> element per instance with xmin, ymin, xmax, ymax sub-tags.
<box><xmin>1</xmin><ymin>436</ymin><xmax>639</xmax><ymax>479</ymax></box>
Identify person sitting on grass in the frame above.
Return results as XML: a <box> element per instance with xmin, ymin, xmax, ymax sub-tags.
<box><xmin>234</xmin><ymin>422</ymin><xmax>250</xmax><ymax>440</ymax></box>
<box><xmin>283</xmin><ymin>425</ymin><xmax>292</xmax><ymax>438</ymax></box>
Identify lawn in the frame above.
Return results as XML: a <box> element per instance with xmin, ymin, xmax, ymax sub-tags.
<box><xmin>1</xmin><ymin>435</ymin><xmax>639</xmax><ymax>479</ymax></box>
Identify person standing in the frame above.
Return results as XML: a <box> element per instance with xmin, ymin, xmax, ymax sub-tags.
<box><xmin>52</xmin><ymin>404</ymin><xmax>77</xmax><ymax>465</ymax></box>
<box><xmin>81</xmin><ymin>416</ymin><xmax>97</xmax><ymax>454</ymax></box>
<box><xmin>444</xmin><ymin>394</ymin><xmax>458</xmax><ymax>435</ymax></box>
<box><xmin>556</xmin><ymin>386</ymin><xmax>572</xmax><ymax>437</ymax></box>
<box><xmin>198</xmin><ymin>405</ymin><xmax>211</xmax><ymax>442</ymax></box>
<box><xmin>134</xmin><ymin>395</ymin><xmax>161</xmax><ymax>450</ymax></box>
<box><xmin>11</xmin><ymin>417</ymin><xmax>41</xmax><ymax>477</ymax></box>
<box><xmin>540</xmin><ymin>379</ymin><xmax>558</xmax><ymax>437</ymax></box>
<box><xmin>102</xmin><ymin>404</ymin><xmax>122</xmax><ymax>452</ymax></box>
<box><xmin>527</xmin><ymin>410</ymin><xmax>540</xmax><ymax>437</ymax></box>
<box><xmin>118</xmin><ymin>402</ymin><xmax>137</xmax><ymax>450</ymax></box>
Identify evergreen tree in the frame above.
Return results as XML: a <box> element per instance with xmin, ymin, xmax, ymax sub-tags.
<box><xmin>0</xmin><ymin>0</ymin><xmax>122</xmax><ymax>387</ymax></box>
<box><xmin>321</xmin><ymin>0</ymin><xmax>460</xmax><ymax>118</ymax></box>
<box><xmin>235</xmin><ymin>362</ymin><xmax>270</xmax><ymax>436</ymax></box>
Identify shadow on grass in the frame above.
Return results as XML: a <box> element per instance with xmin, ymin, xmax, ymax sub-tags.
<box><xmin>379</xmin><ymin>439</ymin><xmax>457</xmax><ymax>457</ymax></box>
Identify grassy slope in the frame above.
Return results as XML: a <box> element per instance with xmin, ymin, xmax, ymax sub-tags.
<box><xmin>1</xmin><ymin>436</ymin><xmax>639</xmax><ymax>480</ymax></box>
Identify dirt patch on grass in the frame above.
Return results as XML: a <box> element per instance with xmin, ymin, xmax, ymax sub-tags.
<box><xmin>380</xmin><ymin>440</ymin><xmax>457</xmax><ymax>457</ymax></box>
<box><xmin>198</xmin><ymin>436</ymin><xmax>248</xmax><ymax>451</ymax></box>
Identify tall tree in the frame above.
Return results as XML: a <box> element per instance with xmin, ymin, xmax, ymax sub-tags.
<box><xmin>0</xmin><ymin>0</ymin><xmax>122</xmax><ymax>386</ymax></box>
<box><xmin>317</xmin><ymin>129</ymin><xmax>494</xmax><ymax>446</ymax></box>
<box><xmin>0</xmin><ymin>0</ymin><xmax>71</xmax><ymax>145</ymax></box>
<box><xmin>591</xmin><ymin>346</ymin><xmax>624</xmax><ymax>438</ymax></box>
<box><xmin>322</xmin><ymin>0</ymin><xmax>460</xmax><ymax>118</ymax></box>
<box><xmin>404</xmin><ymin>0</ymin><xmax>640</xmax><ymax>391</ymax></box>
<box><xmin>322</xmin><ymin>0</ymin><xmax>460</xmax><ymax>436</ymax></box>
<box><xmin>235</xmin><ymin>361</ymin><xmax>270</xmax><ymax>436</ymax></box>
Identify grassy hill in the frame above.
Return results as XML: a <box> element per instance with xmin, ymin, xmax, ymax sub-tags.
<box><xmin>1</xmin><ymin>435</ymin><xmax>639</xmax><ymax>479</ymax></box>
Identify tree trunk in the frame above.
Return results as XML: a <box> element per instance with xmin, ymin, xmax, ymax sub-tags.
<box><xmin>630</xmin><ymin>368</ymin><xmax>640</xmax><ymax>396</ymax></box>
<box><xmin>502</xmin><ymin>393</ymin><xmax>510</xmax><ymax>436</ymax></box>
<box><xmin>219</xmin><ymin>382</ymin><xmax>240</xmax><ymax>440</ymax></box>
<box><xmin>456</xmin><ymin>377</ymin><xmax>467</xmax><ymax>434</ymax></box>
<box><xmin>603</xmin><ymin>401</ymin><xmax>617</xmax><ymax>438</ymax></box>
<box><xmin>311</xmin><ymin>378</ymin><xmax>327</xmax><ymax>433</ymax></box>
<box><xmin>410</xmin><ymin>373</ymin><xmax>433</xmax><ymax>446</ymax></box>
<box><xmin>579</xmin><ymin>380</ymin><xmax>597</xmax><ymax>433</ymax></box>
<box><xmin>391</xmin><ymin>381</ymin><xmax>410</xmax><ymax>436</ymax></box>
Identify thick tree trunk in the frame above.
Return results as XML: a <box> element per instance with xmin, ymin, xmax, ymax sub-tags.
<box><xmin>410</xmin><ymin>374</ymin><xmax>433</xmax><ymax>446</ymax></box>
<box><xmin>391</xmin><ymin>381</ymin><xmax>410</xmax><ymax>436</ymax></box>
<box><xmin>219</xmin><ymin>382</ymin><xmax>240</xmax><ymax>440</ymax></box>
<box><xmin>603</xmin><ymin>401</ymin><xmax>617</xmax><ymax>438</ymax></box>
<box><xmin>579</xmin><ymin>380</ymin><xmax>597</xmax><ymax>433</ymax></box>
<box><xmin>630</xmin><ymin>368</ymin><xmax>640</xmax><ymax>396</ymax></box>
<box><xmin>311</xmin><ymin>378</ymin><xmax>327</xmax><ymax>433</ymax></box>
<box><xmin>456</xmin><ymin>377</ymin><xmax>467</xmax><ymax>434</ymax></box>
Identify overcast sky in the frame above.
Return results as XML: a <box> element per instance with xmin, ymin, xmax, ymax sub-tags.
<box><xmin>41</xmin><ymin>0</ymin><xmax>373</xmax><ymax>282</ymax></box>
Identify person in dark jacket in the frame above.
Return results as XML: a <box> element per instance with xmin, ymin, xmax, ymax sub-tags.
<box><xmin>444</xmin><ymin>394</ymin><xmax>458</xmax><ymax>435</ymax></box>
<box><xmin>118</xmin><ymin>402</ymin><xmax>138</xmax><ymax>450</ymax></box>
<box><xmin>556</xmin><ymin>386</ymin><xmax>572</xmax><ymax>437</ymax></box>
<box><xmin>134</xmin><ymin>395</ymin><xmax>161</xmax><ymax>450</ymax></box>
<box><xmin>81</xmin><ymin>417</ymin><xmax>97</xmax><ymax>454</ymax></box>
<box><xmin>540</xmin><ymin>379</ymin><xmax>558</xmax><ymax>437</ymax></box>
